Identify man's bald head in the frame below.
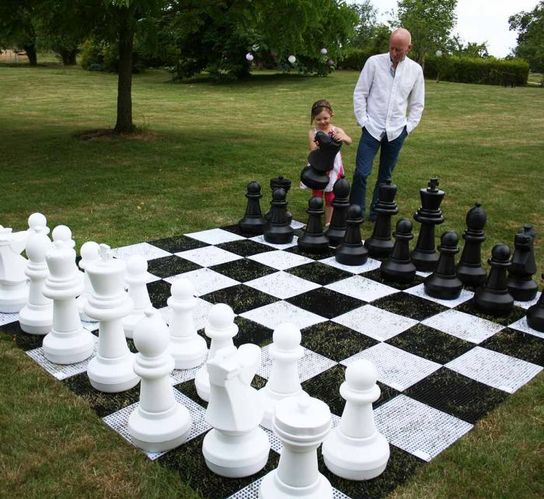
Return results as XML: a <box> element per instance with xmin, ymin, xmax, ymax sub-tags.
<box><xmin>389</xmin><ymin>28</ymin><xmax>412</xmax><ymax>67</ymax></box>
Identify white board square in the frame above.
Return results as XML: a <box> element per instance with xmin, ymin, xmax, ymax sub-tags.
<box><xmin>248</xmin><ymin>250</ymin><xmax>313</xmax><ymax>270</ymax></box>
<box><xmin>176</xmin><ymin>246</ymin><xmax>242</xmax><ymax>267</ymax></box>
<box><xmin>508</xmin><ymin>316</ymin><xmax>544</xmax><ymax>339</ymax></box>
<box><xmin>245</xmin><ymin>271</ymin><xmax>320</xmax><ymax>299</ymax></box>
<box><xmin>111</xmin><ymin>242</ymin><xmax>171</xmax><ymax>261</ymax></box>
<box><xmin>318</xmin><ymin>256</ymin><xmax>381</xmax><ymax>274</ymax></box>
<box><xmin>325</xmin><ymin>275</ymin><xmax>399</xmax><ymax>302</ymax></box>
<box><xmin>0</xmin><ymin>312</ymin><xmax>18</xmax><ymax>326</ymax></box>
<box><xmin>164</xmin><ymin>268</ymin><xmax>239</xmax><ymax>296</ymax></box>
<box><xmin>185</xmin><ymin>228</ymin><xmax>245</xmax><ymax>244</ymax></box>
<box><xmin>249</xmin><ymin>234</ymin><xmax>298</xmax><ymax>249</ymax></box>
<box><xmin>404</xmin><ymin>283</ymin><xmax>474</xmax><ymax>308</ymax></box>
<box><xmin>240</xmin><ymin>301</ymin><xmax>326</xmax><ymax>330</ymax></box>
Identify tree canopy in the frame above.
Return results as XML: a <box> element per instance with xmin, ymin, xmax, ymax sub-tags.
<box><xmin>509</xmin><ymin>0</ymin><xmax>544</xmax><ymax>73</ymax></box>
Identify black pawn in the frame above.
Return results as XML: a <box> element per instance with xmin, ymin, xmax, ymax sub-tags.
<box><xmin>263</xmin><ymin>188</ymin><xmax>294</xmax><ymax>245</ymax></box>
<box><xmin>507</xmin><ymin>226</ymin><xmax>538</xmax><ymax>301</ymax></box>
<box><xmin>265</xmin><ymin>176</ymin><xmax>292</xmax><ymax>222</ymax></box>
<box><xmin>457</xmin><ymin>203</ymin><xmax>487</xmax><ymax>287</ymax></box>
<box><xmin>411</xmin><ymin>177</ymin><xmax>445</xmax><ymax>272</ymax></box>
<box><xmin>326</xmin><ymin>175</ymin><xmax>351</xmax><ymax>246</ymax></box>
<box><xmin>364</xmin><ymin>180</ymin><xmax>399</xmax><ymax>258</ymax></box>
<box><xmin>474</xmin><ymin>244</ymin><xmax>514</xmax><ymax>317</ymax></box>
<box><xmin>380</xmin><ymin>218</ymin><xmax>416</xmax><ymax>284</ymax></box>
<box><xmin>527</xmin><ymin>274</ymin><xmax>544</xmax><ymax>332</ymax></box>
<box><xmin>424</xmin><ymin>231</ymin><xmax>463</xmax><ymax>300</ymax></box>
<box><xmin>239</xmin><ymin>181</ymin><xmax>267</xmax><ymax>235</ymax></box>
<box><xmin>335</xmin><ymin>204</ymin><xmax>368</xmax><ymax>266</ymax></box>
<box><xmin>298</xmin><ymin>196</ymin><xmax>329</xmax><ymax>253</ymax></box>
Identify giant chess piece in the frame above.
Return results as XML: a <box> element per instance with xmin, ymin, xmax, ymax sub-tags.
<box><xmin>457</xmin><ymin>203</ymin><xmax>487</xmax><ymax>287</ymax></box>
<box><xmin>42</xmin><ymin>226</ymin><xmax>94</xmax><ymax>364</ymax></box>
<box><xmin>424</xmin><ymin>231</ymin><xmax>463</xmax><ymax>300</ymax></box>
<box><xmin>259</xmin><ymin>392</ymin><xmax>332</xmax><ymax>499</ymax></box>
<box><xmin>77</xmin><ymin>241</ymin><xmax>100</xmax><ymax>322</ymax></box>
<box><xmin>297</xmin><ymin>196</ymin><xmax>329</xmax><ymax>253</ymax></box>
<box><xmin>128</xmin><ymin>309</ymin><xmax>192</xmax><ymax>452</ymax></box>
<box><xmin>0</xmin><ymin>225</ymin><xmax>29</xmax><ymax>313</ymax></box>
<box><xmin>300</xmin><ymin>132</ymin><xmax>342</xmax><ymax>190</ymax></box>
<box><xmin>239</xmin><ymin>181</ymin><xmax>267</xmax><ymax>235</ymax></box>
<box><xmin>527</xmin><ymin>274</ymin><xmax>544</xmax><ymax>332</ymax></box>
<box><xmin>258</xmin><ymin>323</ymin><xmax>306</xmax><ymax>430</ymax></box>
<box><xmin>19</xmin><ymin>213</ymin><xmax>53</xmax><ymax>335</ymax></box>
<box><xmin>507</xmin><ymin>231</ymin><xmax>538</xmax><ymax>301</ymax></box>
<box><xmin>411</xmin><ymin>178</ymin><xmax>445</xmax><ymax>272</ymax></box>
<box><xmin>322</xmin><ymin>359</ymin><xmax>389</xmax><ymax>480</ymax></box>
<box><xmin>474</xmin><ymin>244</ymin><xmax>514</xmax><ymax>317</ymax></box>
<box><xmin>380</xmin><ymin>218</ymin><xmax>416</xmax><ymax>284</ymax></box>
<box><xmin>326</xmin><ymin>175</ymin><xmax>350</xmax><ymax>246</ymax></box>
<box><xmin>203</xmin><ymin>347</ymin><xmax>270</xmax><ymax>478</ymax></box>
<box><xmin>336</xmin><ymin>204</ymin><xmax>368</xmax><ymax>266</ymax></box>
<box><xmin>265</xmin><ymin>176</ymin><xmax>292</xmax><ymax>222</ymax></box>
<box><xmin>364</xmin><ymin>180</ymin><xmax>399</xmax><ymax>258</ymax></box>
<box><xmin>167</xmin><ymin>277</ymin><xmax>208</xmax><ymax>369</ymax></box>
<box><xmin>263</xmin><ymin>188</ymin><xmax>294</xmax><ymax>245</ymax></box>
<box><xmin>122</xmin><ymin>255</ymin><xmax>154</xmax><ymax>339</ymax></box>
<box><xmin>86</xmin><ymin>244</ymin><xmax>139</xmax><ymax>392</ymax></box>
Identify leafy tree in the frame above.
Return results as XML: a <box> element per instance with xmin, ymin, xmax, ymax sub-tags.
<box><xmin>447</xmin><ymin>35</ymin><xmax>489</xmax><ymax>58</ymax></box>
<box><xmin>509</xmin><ymin>0</ymin><xmax>544</xmax><ymax>73</ymax></box>
<box><xmin>0</xmin><ymin>0</ymin><xmax>39</xmax><ymax>65</ymax></box>
<box><xmin>347</xmin><ymin>0</ymin><xmax>377</xmax><ymax>48</ymax></box>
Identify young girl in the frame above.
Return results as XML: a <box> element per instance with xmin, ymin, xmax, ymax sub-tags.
<box><xmin>308</xmin><ymin>99</ymin><xmax>352</xmax><ymax>225</ymax></box>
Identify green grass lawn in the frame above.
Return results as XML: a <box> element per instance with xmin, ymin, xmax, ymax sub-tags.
<box><xmin>1</xmin><ymin>65</ymin><xmax>543</xmax><ymax>498</ymax></box>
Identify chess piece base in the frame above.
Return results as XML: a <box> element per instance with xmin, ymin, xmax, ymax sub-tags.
<box><xmin>170</xmin><ymin>337</ymin><xmax>208</xmax><ymax>370</ymax></box>
<box><xmin>527</xmin><ymin>304</ymin><xmax>544</xmax><ymax>332</ymax></box>
<box><xmin>336</xmin><ymin>247</ymin><xmax>368</xmax><ymax>266</ymax></box>
<box><xmin>380</xmin><ymin>262</ymin><xmax>416</xmax><ymax>284</ymax></box>
<box><xmin>424</xmin><ymin>276</ymin><xmax>463</xmax><ymax>300</ymax></box>
<box><xmin>18</xmin><ymin>303</ymin><xmax>53</xmax><ymax>335</ymax></box>
<box><xmin>0</xmin><ymin>283</ymin><xmax>28</xmax><ymax>313</ymax></box>
<box><xmin>474</xmin><ymin>290</ymin><xmax>514</xmax><ymax>317</ymax></box>
<box><xmin>259</xmin><ymin>470</ymin><xmax>332</xmax><ymax>498</ymax></box>
<box><xmin>42</xmin><ymin>328</ymin><xmax>94</xmax><ymax>364</ymax></box>
<box><xmin>411</xmin><ymin>250</ymin><xmax>439</xmax><ymax>272</ymax></box>
<box><xmin>508</xmin><ymin>280</ymin><xmax>538</xmax><ymax>302</ymax></box>
<box><xmin>87</xmin><ymin>352</ymin><xmax>139</xmax><ymax>392</ymax></box>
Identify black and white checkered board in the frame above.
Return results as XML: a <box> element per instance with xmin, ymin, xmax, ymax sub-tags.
<box><xmin>2</xmin><ymin>221</ymin><xmax>543</xmax><ymax>498</ymax></box>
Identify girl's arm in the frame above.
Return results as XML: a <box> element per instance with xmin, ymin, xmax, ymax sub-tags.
<box><xmin>308</xmin><ymin>129</ymin><xmax>319</xmax><ymax>151</ymax></box>
<box><xmin>332</xmin><ymin>127</ymin><xmax>352</xmax><ymax>145</ymax></box>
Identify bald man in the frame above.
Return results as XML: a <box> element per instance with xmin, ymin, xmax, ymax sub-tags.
<box><xmin>351</xmin><ymin>28</ymin><xmax>425</xmax><ymax>222</ymax></box>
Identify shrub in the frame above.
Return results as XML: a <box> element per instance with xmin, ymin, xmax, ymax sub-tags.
<box><xmin>337</xmin><ymin>48</ymin><xmax>380</xmax><ymax>71</ymax></box>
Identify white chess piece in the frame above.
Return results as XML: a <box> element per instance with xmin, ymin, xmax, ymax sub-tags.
<box><xmin>0</xmin><ymin>225</ymin><xmax>29</xmax><ymax>313</ymax></box>
<box><xmin>122</xmin><ymin>255</ymin><xmax>153</xmax><ymax>339</ymax></box>
<box><xmin>322</xmin><ymin>359</ymin><xmax>390</xmax><ymax>480</ymax></box>
<box><xmin>194</xmin><ymin>303</ymin><xmax>238</xmax><ymax>402</ymax></box>
<box><xmin>19</xmin><ymin>213</ymin><xmax>53</xmax><ymax>335</ymax></box>
<box><xmin>259</xmin><ymin>392</ymin><xmax>333</xmax><ymax>498</ymax></box>
<box><xmin>86</xmin><ymin>244</ymin><xmax>139</xmax><ymax>392</ymax></box>
<box><xmin>42</xmin><ymin>225</ymin><xmax>94</xmax><ymax>364</ymax></box>
<box><xmin>203</xmin><ymin>347</ymin><xmax>270</xmax><ymax>478</ymax></box>
<box><xmin>167</xmin><ymin>277</ymin><xmax>207</xmax><ymax>369</ymax></box>
<box><xmin>258</xmin><ymin>322</ymin><xmax>305</xmax><ymax>429</ymax></box>
<box><xmin>128</xmin><ymin>309</ymin><xmax>192</xmax><ymax>452</ymax></box>
<box><xmin>77</xmin><ymin>241</ymin><xmax>100</xmax><ymax>322</ymax></box>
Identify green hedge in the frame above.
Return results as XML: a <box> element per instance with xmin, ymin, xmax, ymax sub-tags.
<box><xmin>337</xmin><ymin>48</ymin><xmax>379</xmax><ymax>71</ymax></box>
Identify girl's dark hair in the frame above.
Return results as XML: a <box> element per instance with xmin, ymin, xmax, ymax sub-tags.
<box><xmin>310</xmin><ymin>99</ymin><xmax>333</xmax><ymax>124</ymax></box>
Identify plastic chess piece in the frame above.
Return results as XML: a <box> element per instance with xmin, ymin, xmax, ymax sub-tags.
<box><xmin>364</xmin><ymin>180</ymin><xmax>399</xmax><ymax>258</ymax></box>
<box><xmin>263</xmin><ymin>188</ymin><xmax>294</xmax><ymax>245</ymax></box>
<box><xmin>474</xmin><ymin>244</ymin><xmax>514</xmax><ymax>317</ymax></box>
<box><xmin>326</xmin><ymin>175</ymin><xmax>350</xmax><ymax>246</ymax></box>
<box><xmin>507</xmin><ymin>232</ymin><xmax>538</xmax><ymax>301</ymax></box>
<box><xmin>77</xmin><ymin>241</ymin><xmax>100</xmax><ymax>322</ymax></box>
<box><xmin>42</xmin><ymin>226</ymin><xmax>94</xmax><ymax>364</ymax></box>
<box><xmin>300</xmin><ymin>132</ymin><xmax>342</xmax><ymax>190</ymax></box>
<box><xmin>19</xmin><ymin>213</ymin><xmax>53</xmax><ymax>335</ymax></box>
<box><xmin>203</xmin><ymin>347</ymin><xmax>270</xmax><ymax>478</ymax></box>
<box><xmin>411</xmin><ymin>177</ymin><xmax>445</xmax><ymax>272</ymax></box>
<box><xmin>527</xmin><ymin>274</ymin><xmax>544</xmax><ymax>332</ymax></box>
<box><xmin>456</xmin><ymin>203</ymin><xmax>487</xmax><ymax>287</ymax></box>
<box><xmin>258</xmin><ymin>323</ymin><xmax>306</xmax><ymax>430</ymax></box>
<box><xmin>335</xmin><ymin>204</ymin><xmax>368</xmax><ymax>266</ymax></box>
<box><xmin>424</xmin><ymin>231</ymin><xmax>463</xmax><ymax>300</ymax></box>
<box><xmin>0</xmin><ymin>225</ymin><xmax>29</xmax><ymax>313</ymax></box>
<box><xmin>380</xmin><ymin>218</ymin><xmax>416</xmax><ymax>283</ymax></box>
<box><xmin>259</xmin><ymin>392</ymin><xmax>333</xmax><ymax>498</ymax></box>
<box><xmin>122</xmin><ymin>255</ymin><xmax>154</xmax><ymax>339</ymax></box>
<box><xmin>127</xmin><ymin>309</ymin><xmax>192</xmax><ymax>452</ymax></box>
<box><xmin>322</xmin><ymin>359</ymin><xmax>389</xmax><ymax>480</ymax></box>
<box><xmin>86</xmin><ymin>244</ymin><xmax>139</xmax><ymax>392</ymax></box>
<box><xmin>266</xmin><ymin>176</ymin><xmax>293</xmax><ymax>224</ymax></box>
<box><xmin>239</xmin><ymin>180</ymin><xmax>267</xmax><ymax>235</ymax></box>
<box><xmin>167</xmin><ymin>277</ymin><xmax>208</xmax><ymax>369</ymax></box>
<box><xmin>297</xmin><ymin>196</ymin><xmax>329</xmax><ymax>253</ymax></box>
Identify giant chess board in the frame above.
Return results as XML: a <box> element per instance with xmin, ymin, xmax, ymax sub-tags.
<box><xmin>2</xmin><ymin>221</ymin><xmax>543</xmax><ymax>498</ymax></box>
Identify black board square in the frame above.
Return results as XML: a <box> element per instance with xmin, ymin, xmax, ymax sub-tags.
<box><xmin>216</xmin><ymin>239</ymin><xmax>274</xmax><ymax>257</ymax></box>
<box><xmin>174</xmin><ymin>378</ymin><xmax>207</xmax><ymax>409</ymax></box>
<box><xmin>302</xmin><ymin>364</ymin><xmax>346</xmax><ymax>416</ymax></box>
<box><xmin>0</xmin><ymin>321</ymin><xmax>43</xmax><ymax>351</ymax></box>
<box><xmin>456</xmin><ymin>298</ymin><xmax>527</xmax><ymax>326</ymax></box>
<box><xmin>287</xmin><ymin>287</ymin><xmax>364</xmax><ymax>319</ymax></box>
<box><xmin>147</xmin><ymin>235</ymin><xmax>209</xmax><ymax>253</ymax></box>
<box><xmin>200</xmin><ymin>284</ymin><xmax>278</xmax><ymax>314</ymax></box>
<box><xmin>286</xmin><ymin>261</ymin><xmax>353</xmax><ymax>286</ymax></box>
<box><xmin>250</xmin><ymin>373</ymin><xmax>268</xmax><ymax>390</ymax></box>
<box><xmin>210</xmin><ymin>258</ymin><xmax>277</xmax><ymax>283</ymax></box>
<box><xmin>372</xmin><ymin>292</ymin><xmax>449</xmax><ymax>321</ymax></box>
<box><xmin>362</xmin><ymin>268</ymin><xmax>424</xmax><ymax>290</ymax></box>
<box><xmin>146</xmin><ymin>280</ymin><xmax>172</xmax><ymax>309</ymax></box>
<box><xmin>301</xmin><ymin>321</ymin><xmax>378</xmax><ymax>362</ymax></box>
<box><xmin>147</xmin><ymin>255</ymin><xmax>202</xmax><ymax>278</ymax></box>
<box><xmin>480</xmin><ymin>328</ymin><xmax>544</xmax><ymax>367</ymax></box>
<box><xmin>386</xmin><ymin>323</ymin><xmax>475</xmax><ymax>365</ymax></box>
<box><xmin>219</xmin><ymin>224</ymin><xmax>248</xmax><ymax>236</ymax></box>
<box><xmin>404</xmin><ymin>367</ymin><xmax>508</xmax><ymax>424</ymax></box>
<box><xmin>234</xmin><ymin>316</ymin><xmax>274</xmax><ymax>348</ymax></box>
<box><xmin>286</xmin><ymin>245</ymin><xmax>337</xmax><ymax>259</ymax></box>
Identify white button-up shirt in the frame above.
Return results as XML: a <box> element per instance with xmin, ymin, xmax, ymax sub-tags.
<box><xmin>353</xmin><ymin>53</ymin><xmax>425</xmax><ymax>142</ymax></box>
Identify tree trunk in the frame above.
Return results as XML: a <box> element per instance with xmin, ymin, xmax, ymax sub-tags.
<box><xmin>114</xmin><ymin>5</ymin><xmax>135</xmax><ymax>134</ymax></box>
<box><xmin>23</xmin><ymin>44</ymin><xmax>37</xmax><ymax>66</ymax></box>
<box><xmin>60</xmin><ymin>49</ymin><xmax>78</xmax><ymax>66</ymax></box>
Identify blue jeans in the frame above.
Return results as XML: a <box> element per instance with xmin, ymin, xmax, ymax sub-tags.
<box><xmin>350</xmin><ymin>127</ymin><xmax>408</xmax><ymax>220</ymax></box>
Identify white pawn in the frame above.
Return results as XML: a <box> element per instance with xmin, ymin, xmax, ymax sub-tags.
<box><xmin>128</xmin><ymin>309</ymin><xmax>192</xmax><ymax>452</ymax></box>
<box><xmin>86</xmin><ymin>244</ymin><xmax>139</xmax><ymax>392</ymax></box>
<box><xmin>322</xmin><ymin>359</ymin><xmax>390</xmax><ymax>480</ymax></box>
<box><xmin>258</xmin><ymin>323</ymin><xmax>306</xmax><ymax>429</ymax></box>
<box><xmin>0</xmin><ymin>225</ymin><xmax>29</xmax><ymax>313</ymax></box>
<box><xmin>167</xmin><ymin>277</ymin><xmax>207</xmax><ymax>369</ymax></box>
<box><xmin>203</xmin><ymin>347</ymin><xmax>270</xmax><ymax>478</ymax></box>
<box><xmin>123</xmin><ymin>255</ymin><xmax>153</xmax><ymax>339</ymax></box>
<box><xmin>19</xmin><ymin>213</ymin><xmax>53</xmax><ymax>335</ymax></box>
<box><xmin>42</xmin><ymin>225</ymin><xmax>94</xmax><ymax>364</ymax></box>
<box><xmin>77</xmin><ymin>241</ymin><xmax>100</xmax><ymax>323</ymax></box>
<box><xmin>259</xmin><ymin>392</ymin><xmax>332</xmax><ymax>498</ymax></box>
<box><xmin>194</xmin><ymin>303</ymin><xmax>238</xmax><ymax>402</ymax></box>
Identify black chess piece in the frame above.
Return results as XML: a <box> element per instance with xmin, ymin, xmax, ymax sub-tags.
<box><xmin>239</xmin><ymin>181</ymin><xmax>267</xmax><ymax>235</ymax></box>
<box><xmin>364</xmin><ymin>180</ymin><xmax>399</xmax><ymax>258</ymax></box>
<box><xmin>298</xmin><ymin>196</ymin><xmax>329</xmax><ymax>253</ymax></box>
<box><xmin>335</xmin><ymin>204</ymin><xmax>368</xmax><ymax>266</ymax></box>
<box><xmin>411</xmin><ymin>177</ymin><xmax>445</xmax><ymax>272</ymax></box>
<box><xmin>473</xmin><ymin>244</ymin><xmax>514</xmax><ymax>317</ymax></box>
<box><xmin>424</xmin><ymin>231</ymin><xmax>463</xmax><ymax>300</ymax></box>
<box><xmin>263</xmin><ymin>188</ymin><xmax>294</xmax><ymax>245</ymax></box>
<box><xmin>326</xmin><ymin>175</ymin><xmax>350</xmax><ymax>246</ymax></box>
<box><xmin>526</xmin><ymin>274</ymin><xmax>544</xmax><ymax>332</ymax></box>
<box><xmin>507</xmin><ymin>227</ymin><xmax>538</xmax><ymax>301</ymax></box>
<box><xmin>265</xmin><ymin>176</ymin><xmax>292</xmax><ymax>223</ymax></box>
<box><xmin>457</xmin><ymin>203</ymin><xmax>487</xmax><ymax>287</ymax></box>
<box><xmin>380</xmin><ymin>218</ymin><xmax>416</xmax><ymax>284</ymax></box>
<box><xmin>300</xmin><ymin>131</ymin><xmax>342</xmax><ymax>190</ymax></box>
